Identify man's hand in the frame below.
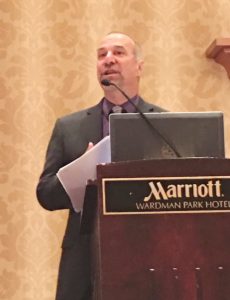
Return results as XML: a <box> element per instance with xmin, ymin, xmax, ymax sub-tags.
<box><xmin>86</xmin><ymin>142</ymin><xmax>94</xmax><ymax>152</ymax></box>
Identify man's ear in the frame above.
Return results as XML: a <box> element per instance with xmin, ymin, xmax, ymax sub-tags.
<box><xmin>137</xmin><ymin>59</ymin><xmax>144</xmax><ymax>76</ymax></box>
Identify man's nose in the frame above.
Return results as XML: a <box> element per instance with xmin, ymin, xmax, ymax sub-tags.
<box><xmin>104</xmin><ymin>51</ymin><xmax>116</xmax><ymax>65</ymax></box>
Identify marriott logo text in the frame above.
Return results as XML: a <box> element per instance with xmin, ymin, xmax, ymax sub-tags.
<box><xmin>144</xmin><ymin>180</ymin><xmax>223</xmax><ymax>201</ymax></box>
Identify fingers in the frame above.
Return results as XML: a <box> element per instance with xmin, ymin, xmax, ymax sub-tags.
<box><xmin>86</xmin><ymin>142</ymin><xmax>94</xmax><ymax>152</ymax></box>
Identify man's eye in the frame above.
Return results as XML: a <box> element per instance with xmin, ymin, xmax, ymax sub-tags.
<box><xmin>115</xmin><ymin>50</ymin><xmax>124</xmax><ymax>56</ymax></box>
<box><xmin>98</xmin><ymin>52</ymin><xmax>106</xmax><ymax>59</ymax></box>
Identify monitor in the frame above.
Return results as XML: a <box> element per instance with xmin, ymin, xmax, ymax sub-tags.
<box><xmin>109</xmin><ymin>111</ymin><xmax>225</xmax><ymax>162</ymax></box>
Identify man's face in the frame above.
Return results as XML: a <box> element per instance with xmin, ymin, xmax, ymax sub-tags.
<box><xmin>97</xmin><ymin>33</ymin><xmax>143</xmax><ymax>92</ymax></box>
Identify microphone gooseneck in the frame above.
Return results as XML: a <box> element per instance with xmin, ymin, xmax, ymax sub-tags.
<box><xmin>101</xmin><ymin>79</ymin><xmax>144</xmax><ymax>114</ymax></box>
<box><xmin>101</xmin><ymin>79</ymin><xmax>181</xmax><ymax>158</ymax></box>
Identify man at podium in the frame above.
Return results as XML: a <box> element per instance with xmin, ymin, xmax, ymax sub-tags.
<box><xmin>36</xmin><ymin>32</ymin><xmax>165</xmax><ymax>300</ymax></box>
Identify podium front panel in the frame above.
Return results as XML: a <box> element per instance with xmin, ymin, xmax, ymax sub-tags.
<box><xmin>93</xmin><ymin>159</ymin><xmax>230</xmax><ymax>300</ymax></box>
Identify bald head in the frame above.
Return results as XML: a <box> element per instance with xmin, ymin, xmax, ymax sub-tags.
<box><xmin>99</xmin><ymin>32</ymin><xmax>142</xmax><ymax>61</ymax></box>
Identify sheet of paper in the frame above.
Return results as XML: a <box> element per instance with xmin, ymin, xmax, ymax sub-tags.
<box><xmin>57</xmin><ymin>135</ymin><xmax>111</xmax><ymax>212</ymax></box>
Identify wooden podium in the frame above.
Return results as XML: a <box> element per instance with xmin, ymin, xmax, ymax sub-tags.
<box><xmin>89</xmin><ymin>158</ymin><xmax>230</xmax><ymax>300</ymax></box>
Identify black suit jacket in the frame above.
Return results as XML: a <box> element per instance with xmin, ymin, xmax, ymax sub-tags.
<box><xmin>36</xmin><ymin>98</ymin><xmax>165</xmax><ymax>300</ymax></box>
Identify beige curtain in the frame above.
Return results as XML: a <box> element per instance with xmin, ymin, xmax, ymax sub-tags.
<box><xmin>0</xmin><ymin>0</ymin><xmax>230</xmax><ymax>299</ymax></box>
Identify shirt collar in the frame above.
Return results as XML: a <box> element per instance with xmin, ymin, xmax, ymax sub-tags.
<box><xmin>102</xmin><ymin>95</ymin><xmax>139</xmax><ymax>118</ymax></box>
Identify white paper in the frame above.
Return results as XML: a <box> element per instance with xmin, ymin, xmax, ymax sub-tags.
<box><xmin>57</xmin><ymin>135</ymin><xmax>111</xmax><ymax>212</ymax></box>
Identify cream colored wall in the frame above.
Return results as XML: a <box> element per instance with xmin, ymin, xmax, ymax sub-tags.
<box><xmin>0</xmin><ymin>1</ymin><xmax>230</xmax><ymax>299</ymax></box>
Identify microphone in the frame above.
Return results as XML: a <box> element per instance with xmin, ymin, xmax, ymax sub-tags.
<box><xmin>101</xmin><ymin>79</ymin><xmax>181</xmax><ymax>158</ymax></box>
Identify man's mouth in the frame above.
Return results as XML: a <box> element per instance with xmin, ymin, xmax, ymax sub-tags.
<box><xmin>103</xmin><ymin>70</ymin><xmax>118</xmax><ymax>75</ymax></box>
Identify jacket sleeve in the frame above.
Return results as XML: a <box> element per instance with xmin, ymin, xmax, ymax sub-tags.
<box><xmin>36</xmin><ymin>119</ymin><xmax>73</xmax><ymax>211</ymax></box>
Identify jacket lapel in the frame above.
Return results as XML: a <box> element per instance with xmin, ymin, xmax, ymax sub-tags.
<box><xmin>138</xmin><ymin>97</ymin><xmax>166</xmax><ymax>113</ymax></box>
<box><xmin>81</xmin><ymin>102</ymin><xmax>103</xmax><ymax>144</ymax></box>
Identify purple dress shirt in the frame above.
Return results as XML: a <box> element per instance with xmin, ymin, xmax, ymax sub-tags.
<box><xmin>102</xmin><ymin>96</ymin><xmax>139</xmax><ymax>137</ymax></box>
